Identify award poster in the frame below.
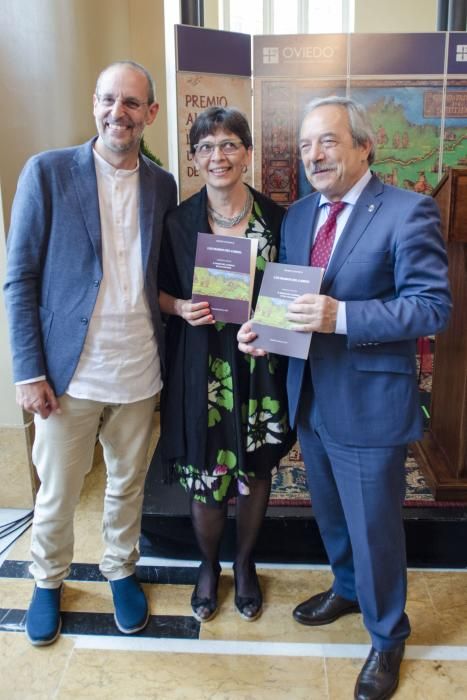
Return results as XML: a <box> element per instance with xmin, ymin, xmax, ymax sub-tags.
<box><xmin>192</xmin><ymin>233</ymin><xmax>258</xmax><ymax>325</ymax></box>
<box><xmin>176</xmin><ymin>25</ymin><xmax>251</xmax><ymax>201</ymax></box>
<box><xmin>177</xmin><ymin>72</ymin><xmax>252</xmax><ymax>201</ymax></box>
<box><xmin>251</xmin><ymin>262</ymin><xmax>324</xmax><ymax>359</ymax></box>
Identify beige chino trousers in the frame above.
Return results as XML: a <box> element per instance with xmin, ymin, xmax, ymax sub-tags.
<box><xmin>30</xmin><ymin>393</ymin><xmax>157</xmax><ymax>588</ymax></box>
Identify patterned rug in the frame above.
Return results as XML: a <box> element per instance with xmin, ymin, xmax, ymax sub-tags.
<box><xmin>271</xmin><ymin>446</ymin><xmax>436</xmax><ymax>507</ymax></box>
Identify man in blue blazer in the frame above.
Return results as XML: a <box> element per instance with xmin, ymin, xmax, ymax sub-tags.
<box><xmin>239</xmin><ymin>96</ymin><xmax>451</xmax><ymax>700</ymax></box>
<box><xmin>4</xmin><ymin>61</ymin><xmax>177</xmax><ymax>646</ymax></box>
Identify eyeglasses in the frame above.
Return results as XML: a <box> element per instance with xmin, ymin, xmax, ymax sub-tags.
<box><xmin>193</xmin><ymin>139</ymin><xmax>245</xmax><ymax>158</ymax></box>
<box><xmin>96</xmin><ymin>94</ymin><xmax>149</xmax><ymax>112</ymax></box>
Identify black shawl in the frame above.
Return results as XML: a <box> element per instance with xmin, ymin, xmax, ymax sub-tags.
<box><xmin>158</xmin><ymin>185</ymin><xmax>286</xmax><ymax>471</ymax></box>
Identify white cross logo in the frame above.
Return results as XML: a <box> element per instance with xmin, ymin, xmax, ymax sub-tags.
<box><xmin>263</xmin><ymin>47</ymin><xmax>279</xmax><ymax>64</ymax></box>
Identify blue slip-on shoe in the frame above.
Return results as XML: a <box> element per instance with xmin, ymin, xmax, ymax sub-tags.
<box><xmin>109</xmin><ymin>574</ymin><xmax>149</xmax><ymax>634</ymax></box>
<box><xmin>25</xmin><ymin>585</ymin><xmax>62</xmax><ymax>646</ymax></box>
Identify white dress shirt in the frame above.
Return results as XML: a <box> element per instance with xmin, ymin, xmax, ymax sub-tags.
<box><xmin>313</xmin><ymin>169</ymin><xmax>372</xmax><ymax>334</ymax></box>
<box><xmin>66</xmin><ymin>148</ymin><xmax>161</xmax><ymax>402</ymax></box>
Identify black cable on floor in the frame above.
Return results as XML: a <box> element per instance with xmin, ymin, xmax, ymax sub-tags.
<box><xmin>0</xmin><ymin>511</ymin><xmax>33</xmax><ymax>556</ymax></box>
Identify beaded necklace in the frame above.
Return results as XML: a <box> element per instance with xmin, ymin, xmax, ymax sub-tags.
<box><xmin>207</xmin><ymin>188</ymin><xmax>253</xmax><ymax>228</ymax></box>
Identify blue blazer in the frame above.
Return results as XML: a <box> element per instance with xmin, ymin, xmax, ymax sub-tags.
<box><xmin>4</xmin><ymin>138</ymin><xmax>177</xmax><ymax>396</ymax></box>
<box><xmin>280</xmin><ymin>174</ymin><xmax>451</xmax><ymax>447</ymax></box>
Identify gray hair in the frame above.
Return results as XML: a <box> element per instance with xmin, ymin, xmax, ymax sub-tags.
<box><xmin>303</xmin><ymin>95</ymin><xmax>376</xmax><ymax>165</ymax></box>
<box><xmin>96</xmin><ymin>60</ymin><xmax>156</xmax><ymax>104</ymax></box>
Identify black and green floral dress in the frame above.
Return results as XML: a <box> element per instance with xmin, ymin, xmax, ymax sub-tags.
<box><xmin>158</xmin><ymin>186</ymin><xmax>295</xmax><ymax>507</ymax></box>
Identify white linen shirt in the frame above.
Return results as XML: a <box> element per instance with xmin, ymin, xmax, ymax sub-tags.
<box><xmin>66</xmin><ymin>148</ymin><xmax>161</xmax><ymax>402</ymax></box>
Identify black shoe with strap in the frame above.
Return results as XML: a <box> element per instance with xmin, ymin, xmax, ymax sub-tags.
<box><xmin>191</xmin><ymin>561</ymin><xmax>221</xmax><ymax>623</ymax></box>
<box><xmin>354</xmin><ymin>643</ymin><xmax>405</xmax><ymax>700</ymax></box>
<box><xmin>233</xmin><ymin>561</ymin><xmax>263</xmax><ymax>621</ymax></box>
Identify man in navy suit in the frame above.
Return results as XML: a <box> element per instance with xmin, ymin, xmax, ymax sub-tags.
<box><xmin>4</xmin><ymin>61</ymin><xmax>177</xmax><ymax>645</ymax></box>
<box><xmin>239</xmin><ymin>96</ymin><xmax>451</xmax><ymax>700</ymax></box>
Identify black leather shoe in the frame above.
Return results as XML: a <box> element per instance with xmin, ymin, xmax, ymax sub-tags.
<box><xmin>354</xmin><ymin>644</ymin><xmax>405</xmax><ymax>700</ymax></box>
<box><xmin>293</xmin><ymin>588</ymin><xmax>360</xmax><ymax>626</ymax></box>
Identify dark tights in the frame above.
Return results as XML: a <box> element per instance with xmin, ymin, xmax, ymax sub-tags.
<box><xmin>191</xmin><ymin>476</ymin><xmax>272</xmax><ymax>598</ymax></box>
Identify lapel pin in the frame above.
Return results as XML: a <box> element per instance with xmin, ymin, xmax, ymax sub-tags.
<box><xmin>368</xmin><ymin>204</ymin><xmax>375</xmax><ymax>212</ymax></box>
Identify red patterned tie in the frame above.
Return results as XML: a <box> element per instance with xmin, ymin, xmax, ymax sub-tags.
<box><xmin>310</xmin><ymin>201</ymin><xmax>346</xmax><ymax>268</ymax></box>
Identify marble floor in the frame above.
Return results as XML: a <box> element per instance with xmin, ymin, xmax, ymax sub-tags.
<box><xmin>1</xmin><ymin>456</ymin><xmax>467</xmax><ymax>698</ymax></box>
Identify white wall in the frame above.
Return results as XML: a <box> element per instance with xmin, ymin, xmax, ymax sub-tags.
<box><xmin>0</xmin><ymin>184</ymin><xmax>33</xmax><ymax>507</ymax></box>
<box><xmin>354</xmin><ymin>0</ymin><xmax>438</xmax><ymax>32</ymax></box>
<box><xmin>0</xmin><ymin>0</ymin><xmax>168</xmax><ymax>231</ymax></box>
<box><xmin>0</xmin><ymin>186</ymin><xmax>22</xmax><ymax>428</ymax></box>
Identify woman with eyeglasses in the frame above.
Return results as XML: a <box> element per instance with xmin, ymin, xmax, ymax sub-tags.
<box><xmin>158</xmin><ymin>107</ymin><xmax>294</xmax><ymax>623</ymax></box>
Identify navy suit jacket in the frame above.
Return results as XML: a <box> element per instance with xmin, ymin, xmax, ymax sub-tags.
<box><xmin>4</xmin><ymin>138</ymin><xmax>177</xmax><ymax>396</ymax></box>
<box><xmin>280</xmin><ymin>174</ymin><xmax>451</xmax><ymax>447</ymax></box>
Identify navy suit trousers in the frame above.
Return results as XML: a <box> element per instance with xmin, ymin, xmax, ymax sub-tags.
<box><xmin>297</xmin><ymin>374</ymin><xmax>411</xmax><ymax>650</ymax></box>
